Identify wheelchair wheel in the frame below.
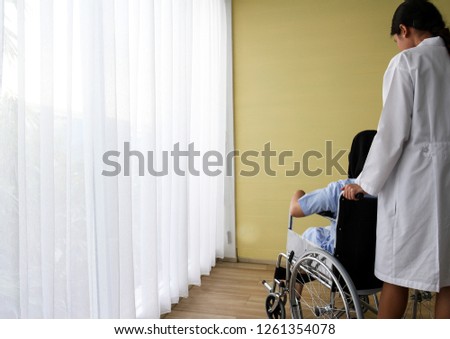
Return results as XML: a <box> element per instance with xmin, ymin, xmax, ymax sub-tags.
<box><xmin>289</xmin><ymin>249</ymin><xmax>363</xmax><ymax>319</ymax></box>
<box><xmin>403</xmin><ymin>290</ymin><xmax>435</xmax><ymax>319</ymax></box>
<box><xmin>265</xmin><ymin>293</ymin><xmax>286</xmax><ymax>319</ymax></box>
<box><xmin>359</xmin><ymin>295</ymin><xmax>370</xmax><ymax>314</ymax></box>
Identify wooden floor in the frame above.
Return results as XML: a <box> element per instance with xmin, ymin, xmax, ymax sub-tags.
<box><xmin>162</xmin><ymin>260</ymin><xmax>435</xmax><ymax>319</ymax></box>
<box><xmin>163</xmin><ymin>261</ymin><xmax>274</xmax><ymax>319</ymax></box>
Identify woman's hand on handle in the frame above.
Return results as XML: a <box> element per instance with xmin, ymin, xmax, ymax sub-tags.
<box><xmin>342</xmin><ymin>184</ymin><xmax>366</xmax><ymax>200</ymax></box>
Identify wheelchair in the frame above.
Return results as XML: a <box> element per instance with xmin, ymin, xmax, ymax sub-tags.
<box><xmin>404</xmin><ymin>290</ymin><xmax>435</xmax><ymax>319</ymax></box>
<box><xmin>262</xmin><ymin>194</ymin><xmax>435</xmax><ymax>319</ymax></box>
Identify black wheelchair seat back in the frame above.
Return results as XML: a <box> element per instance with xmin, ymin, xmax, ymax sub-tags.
<box><xmin>334</xmin><ymin>195</ymin><xmax>382</xmax><ymax>292</ymax></box>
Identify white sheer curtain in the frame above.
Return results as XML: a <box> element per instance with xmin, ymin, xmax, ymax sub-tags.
<box><xmin>0</xmin><ymin>0</ymin><xmax>234</xmax><ymax>319</ymax></box>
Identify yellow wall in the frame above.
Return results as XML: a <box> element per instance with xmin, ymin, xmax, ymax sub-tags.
<box><xmin>232</xmin><ymin>0</ymin><xmax>450</xmax><ymax>261</ymax></box>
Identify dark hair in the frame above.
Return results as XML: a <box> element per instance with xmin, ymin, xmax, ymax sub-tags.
<box><xmin>348</xmin><ymin>130</ymin><xmax>377</xmax><ymax>179</ymax></box>
<box><xmin>391</xmin><ymin>0</ymin><xmax>450</xmax><ymax>54</ymax></box>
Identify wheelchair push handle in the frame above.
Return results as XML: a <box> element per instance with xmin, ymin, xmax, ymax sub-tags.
<box><xmin>355</xmin><ymin>192</ymin><xmax>364</xmax><ymax>200</ymax></box>
<box><xmin>341</xmin><ymin>192</ymin><xmax>365</xmax><ymax>201</ymax></box>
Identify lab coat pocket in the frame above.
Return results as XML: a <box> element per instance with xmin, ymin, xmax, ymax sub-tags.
<box><xmin>388</xmin><ymin>200</ymin><xmax>397</xmax><ymax>217</ymax></box>
<box><xmin>390</xmin><ymin>201</ymin><xmax>397</xmax><ymax>217</ymax></box>
<box><xmin>379</xmin><ymin>190</ymin><xmax>397</xmax><ymax>217</ymax></box>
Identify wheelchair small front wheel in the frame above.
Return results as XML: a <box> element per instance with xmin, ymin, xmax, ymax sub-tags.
<box><xmin>265</xmin><ymin>293</ymin><xmax>286</xmax><ymax>319</ymax></box>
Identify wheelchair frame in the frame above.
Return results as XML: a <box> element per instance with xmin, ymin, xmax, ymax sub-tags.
<box><xmin>262</xmin><ymin>195</ymin><xmax>434</xmax><ymax>319</ymax></box>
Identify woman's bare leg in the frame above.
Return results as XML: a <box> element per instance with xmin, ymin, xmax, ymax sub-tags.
<box><xmin>377</xmin><ymin>282</ymin><xmax>409</xmax><ymax>318</ymax></box>
<box><xmin>435</xmin><ymin>286</ymin><xmax>450</xmax><ymax>319</ymax></box>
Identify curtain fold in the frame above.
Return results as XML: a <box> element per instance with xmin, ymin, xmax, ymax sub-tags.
<box><xmin>0</xmin><ymin>0</ymin><xmax>233</xmax><ymax>319</ymax></box>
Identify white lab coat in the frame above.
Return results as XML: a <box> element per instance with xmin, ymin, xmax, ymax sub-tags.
<box><xmin>356</xmin><ymin>37</ymin><xmax>450</xmax><ymax>292</ymax></box>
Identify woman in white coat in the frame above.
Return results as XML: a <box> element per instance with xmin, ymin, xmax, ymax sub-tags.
<box><xmin>343</xmin><ymin>0</ymin><xmax>450</xmax><ymax>318</ymax></box>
